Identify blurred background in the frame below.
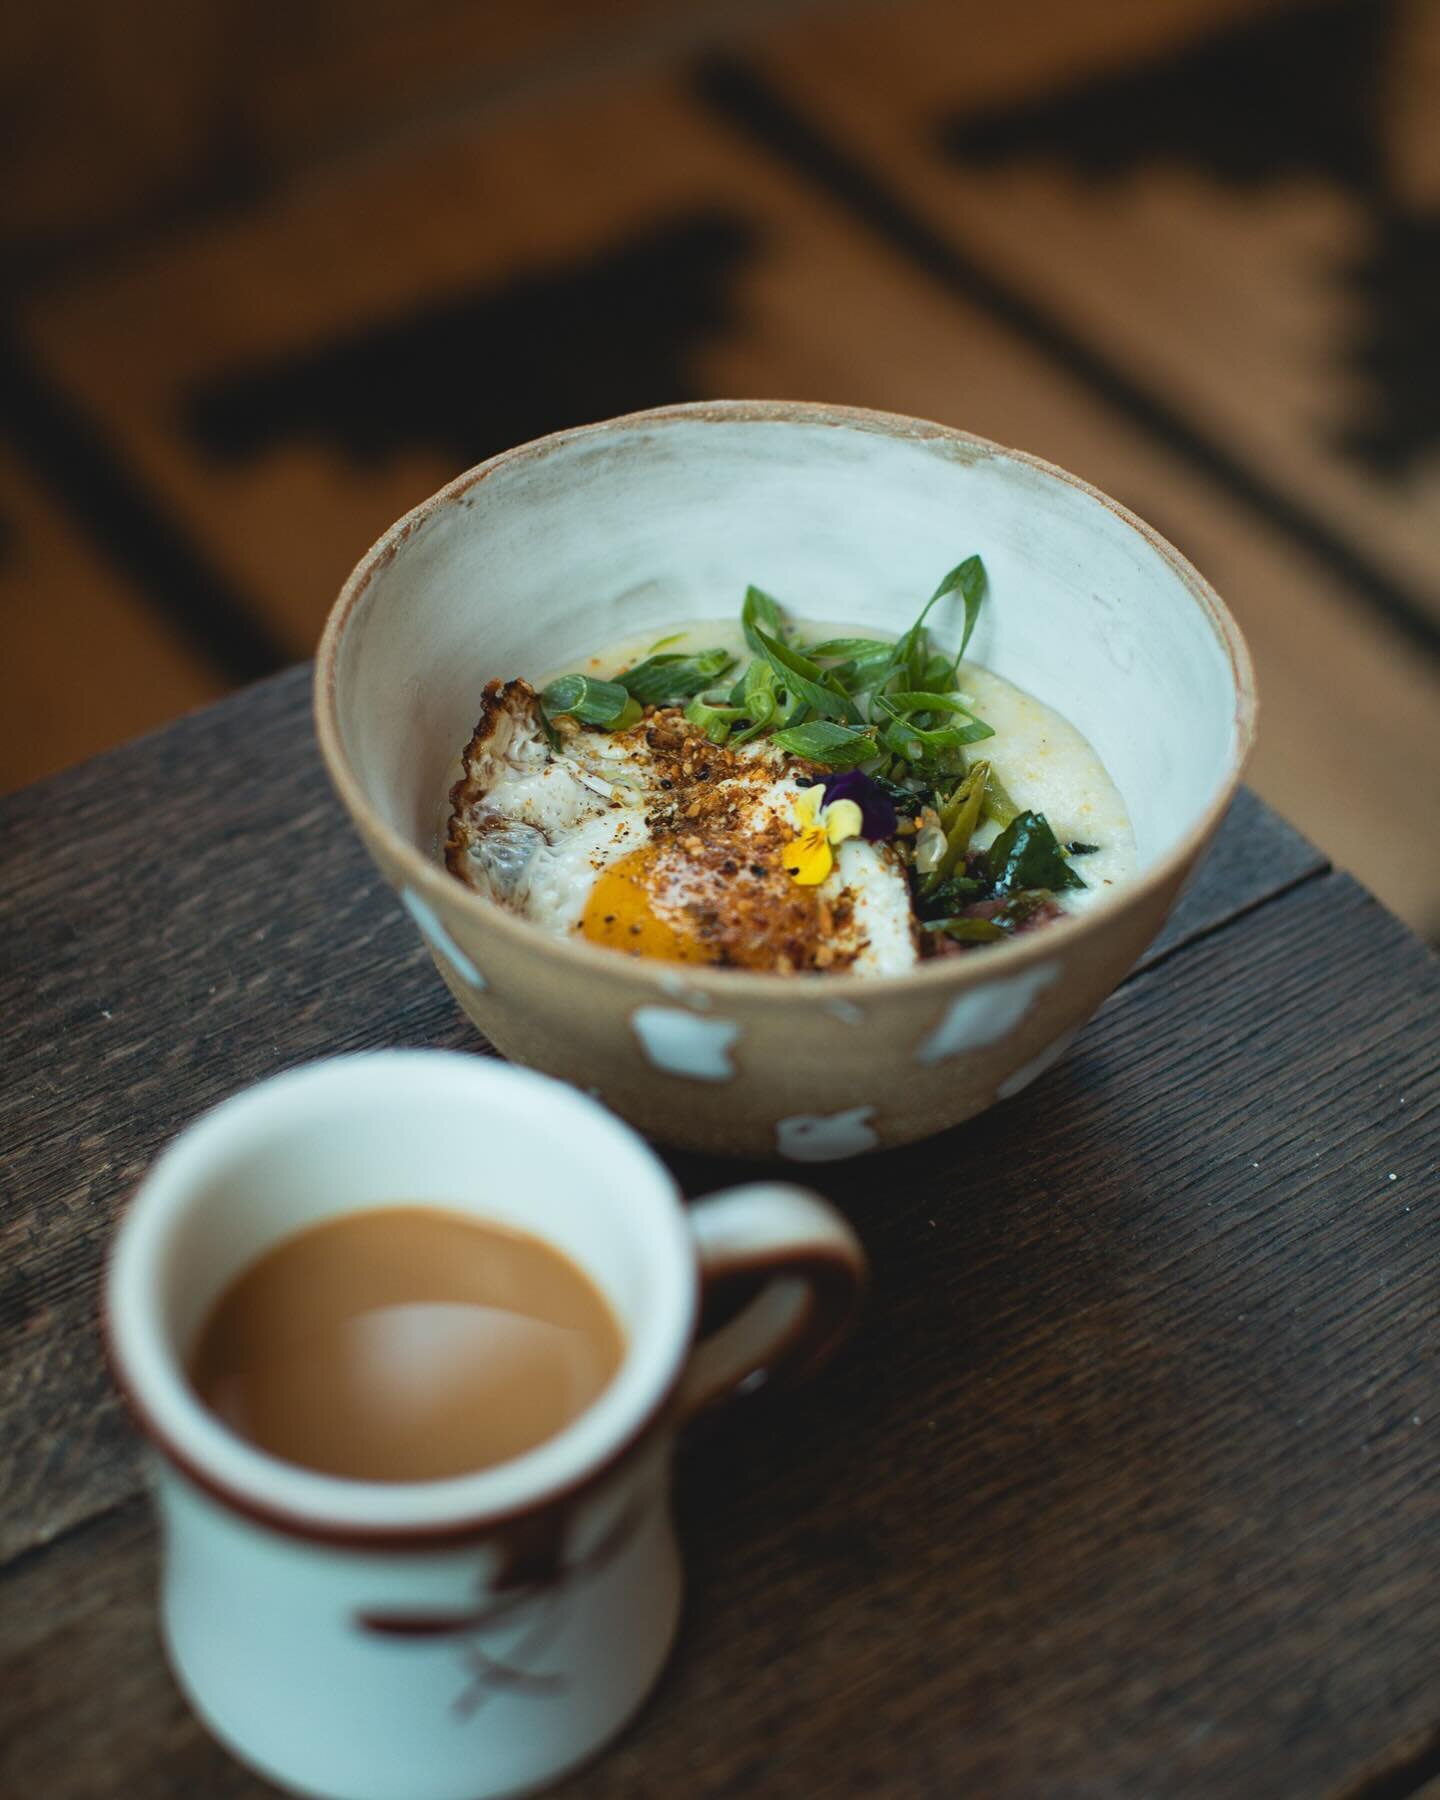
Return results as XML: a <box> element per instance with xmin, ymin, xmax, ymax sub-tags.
<box><xmin>1</xmin><ymin>0</ymin><xmax>1436</xmax><ymax>937</ymax></box>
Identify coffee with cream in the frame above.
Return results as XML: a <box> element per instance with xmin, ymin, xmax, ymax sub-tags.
<box><xmin>188</xmin><ymin>1206</ymin><xmax>624</xmax><ymax>1482</ymax></box>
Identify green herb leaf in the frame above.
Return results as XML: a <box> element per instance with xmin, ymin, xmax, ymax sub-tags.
<box><xmin>742</xmin><ymin>585</ymin><xmax>788</xmax><ymax>655</ymax></box>
<box><xmin>770</xmin><ymin>720</ymin><xmax>880</xmax><ymax>768</ymax></box>
<box><xmin>983</xmin><ymin>810</ymin><xmax>1087</xmax><ymax>895</ymax></box>
<box><xmin>540</xmin><ymin>674</ymin><xmax>643</xmax><ymax>730</ymax></box>
<box><xmin>753</xmin><ymin>628</ymin><xmax>864</xmax><ymax>724</ymax></box>
<box><xmin>618</xmin><ymin>648</ymin><xmax>733</xmax><ymax>704</ymax></box>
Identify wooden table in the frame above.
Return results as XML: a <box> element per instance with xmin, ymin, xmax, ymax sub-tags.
<box><xmin>3</xmin><ymin>667</ymin><xmax>1436</xmax><ymax>1798</ymax></box>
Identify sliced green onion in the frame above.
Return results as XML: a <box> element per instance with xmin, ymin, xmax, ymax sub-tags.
<box><xmin>684</xmin><ymin>695</ymin><xmax>748</xmax><ymax>745</ymax></box>
<box><xmin>770</xmin><ymin>720</ymin><xmax>880</xmax><ymax>768</ymax></box>
<box><xmin>802</xmin><ymin>636</ymin><xmax>895</xmax><ymax>660</ymax></box>
<box><xmin>879</xmin><ymin>554</ymin><xmax>989</xmax><ymax>692</ymax></box>
<box><xmin>619</xmin><ymin>648</ymin><xmax>733</xmax><ymax>704</ymax></box>
<box><xmin>540</xmin><ymin>674</ymin><xmax>642</xmax><ymax>730</ymax></box>
<box><xmin>875</xmin><ymin>698</ymin><xmax>994</xmax><ymax>762</ymax></box>
<box><xmin>742</xmin><ymin>584</ymin><xmax>788</xmax><ymax>655</ymax></box>
<box><xmin>921</xmin><ymin>650</ymin><xmax>955</xmax><ymax>689</ymax></box>
<box><xmin>942</xmin><ymin>554</ymin><xmax>988</xmax><ymax>674</ymax></box>
<box><xmin>753</xmin><ymin>628</ymin><xmax>863</xmax><ymax>724</ymax></box>
<box><xmin>731</xmin><ymin>658</ymin><xmax>781</xmax><ymax>744</ymax></box>
<box><xmin>884</xmin><ymin>691</ymin><xmax>995</xmax><ymax>733</ymax></box>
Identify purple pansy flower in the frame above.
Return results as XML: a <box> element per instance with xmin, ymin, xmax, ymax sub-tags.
<box><xmin>820</xmin><ymin>769</ymin><xmax>898</xmax><ymax>841</ymax></box>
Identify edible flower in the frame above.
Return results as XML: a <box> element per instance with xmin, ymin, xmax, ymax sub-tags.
<box><xmin>783</xmin><ymin>784</ymin><xmax>864</xmax><ymax>886</ymax></box>
<box><xmin>820</xmin><ymin>769</ymin><xmax>898</xmax><ymax>841</ymax></box>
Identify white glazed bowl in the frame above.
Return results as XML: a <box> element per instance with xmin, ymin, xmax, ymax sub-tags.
<box><xmin>316</xmin><ymin>402</ymin><xmax>1256</xmax><ymax>1159</ymax></box>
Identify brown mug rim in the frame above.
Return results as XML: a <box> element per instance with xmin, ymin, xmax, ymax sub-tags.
<box><xmin>101</xmin><ymin>1053</ymin><xmax>702</xmax><ymax>1551</ymax></box>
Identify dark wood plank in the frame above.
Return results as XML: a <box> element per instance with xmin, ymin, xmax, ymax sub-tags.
<box><xmin>0</xmin><ymin>670</ymin><xmax>1323</xmax><ymax>1563</ymax></box>
<box><xmin>1</xmin><ymin>870</ymin><xmax>1434</xmax><ymax>1798</ymax></box>
<box><xmin>1137</xmin><ymin>782</ymin><xmax>1324</xmax><ymax>970</ymax></box>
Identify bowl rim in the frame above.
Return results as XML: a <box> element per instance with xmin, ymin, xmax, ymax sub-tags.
<box><xmin>314</xmin><ymin>399</ymin><xmax>1258</xmax><ymax>1004</ymax></box>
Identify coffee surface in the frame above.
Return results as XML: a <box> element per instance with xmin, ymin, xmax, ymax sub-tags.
<box><xmin>188</xmin><ymin>1206</ymin><xmax>624</xmax><ymax>1481</ymax></box>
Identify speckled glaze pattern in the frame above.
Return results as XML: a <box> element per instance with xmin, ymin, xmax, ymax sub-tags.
<box><xmin>316</xmin><ymin>402</ymin><xmax>1256</xmax><ymax>1158</ymax></box>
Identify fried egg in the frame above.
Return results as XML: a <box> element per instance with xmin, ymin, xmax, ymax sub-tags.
<box><xmin>444</xmin><ymin>681</ymin><xmax>919</xmax><ymax>976</ymax></box>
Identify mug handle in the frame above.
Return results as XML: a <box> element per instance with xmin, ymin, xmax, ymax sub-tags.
<box><xmin>676</xmin><ymin>1184</ymin><xmax>867</xmax><ymax>1421</ymax></box>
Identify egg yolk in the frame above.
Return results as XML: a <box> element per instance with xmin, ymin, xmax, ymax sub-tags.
<box><xmin>580</xmin><ymin>846</ymin><xmax>716</xmax><ymax>964</ymax></box>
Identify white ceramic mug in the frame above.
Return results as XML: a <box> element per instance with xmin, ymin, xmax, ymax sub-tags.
<box><xmin>104</xmin><ymin>1051</ymin><xmax>865</xmax><ymax>1800</ymax></box>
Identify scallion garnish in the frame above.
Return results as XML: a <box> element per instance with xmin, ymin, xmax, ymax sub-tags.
<box><xmin>683</xmin><ymin>694</ymin><xmax>749</xmax><ymax>745</ymax></box>
<box><xmin>741</xmin><ymin>584</ymin><xmax>788</xmax><ymax>654</ymax></box>
<box><xmin>751</xmin><ymin>629</ymin><xmax>865</xmax><ymax>725</ymax></box>
<box><xmin>618</xmin><ymin>647</ymin><xmax>734</xmax><ymax>705</ymax></box>
<box><xmin>539</xmin><ymin>674</ymin><xmax>642</xmax><ymax>731</ymax></box>
<box><xmin>769</xmin><ymin>720</ymin><xmax>881</xmax><ymax>767</ymax></box>
<box><xmin>531</xmin><ymin>553</ymin><xmax>1100</xmax><ymax>956</ymax></box>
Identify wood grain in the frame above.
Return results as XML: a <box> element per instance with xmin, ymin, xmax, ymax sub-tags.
<box><xmin>0</xmin><ymin>851</ymin><xmax>1434</xmax><ymax>1797</ymax></box>
<box><xmin>0</xmin><ymin>664</ymin><xmax>1323</xmax><ymax>1566</ymax></box>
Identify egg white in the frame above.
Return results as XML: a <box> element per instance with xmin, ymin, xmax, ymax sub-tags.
<box><xmin>448</xmin><ymin>691</ymin><xmax>919</xmax><ymax>975</ymax></box>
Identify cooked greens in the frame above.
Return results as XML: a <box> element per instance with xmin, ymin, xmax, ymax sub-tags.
<box><xmin>983</xmin><ymin>810</ymin><xmax>1089</xmax><ymax>897</ymax></box>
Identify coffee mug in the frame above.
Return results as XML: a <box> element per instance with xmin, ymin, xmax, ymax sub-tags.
<box><xmin>104</xmin><ymin>1052</ymin><xmax>866</xmax><ymax>1800</ymax></box>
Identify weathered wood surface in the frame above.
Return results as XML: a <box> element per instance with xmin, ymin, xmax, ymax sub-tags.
<box><xmin>0</xmin><ymin>663</ymin><xmax>1320</xmax><ymax>1556</ymax></box>
<box><xmin>2</xmin><ymin>671</ymin><xmax>1436</xmax><ymax>1798</ymax></box>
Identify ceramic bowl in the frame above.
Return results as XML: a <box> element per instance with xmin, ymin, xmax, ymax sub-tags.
<box><xmin>315</xmin><ymin>401</ymin><xmax>1255</xmax><ymax>1160</ymax></box>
